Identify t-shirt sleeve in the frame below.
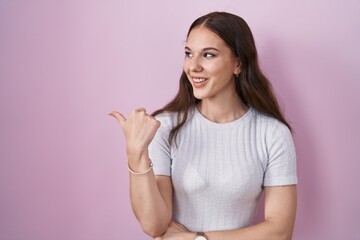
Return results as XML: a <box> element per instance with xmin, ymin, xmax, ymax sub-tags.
<box><xmin>263</xmin><ymin>120</ymin><xmax>298</xmax><ymax>186</ymax></box>
<box><xmin>148</xmin><ymin>116</ymin><xmax>172</xmax><ymax>176</ymax></box>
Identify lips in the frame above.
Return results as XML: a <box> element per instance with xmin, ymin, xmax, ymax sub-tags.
<box><xmin>190</xmin><ymin>77</ymin><xmax>208</xmax><ymax>88</ymax></box>
<box><xmin>193</xmin><ymin>77</ymin><xmax>207</xmax><ymax>83</ymax></box>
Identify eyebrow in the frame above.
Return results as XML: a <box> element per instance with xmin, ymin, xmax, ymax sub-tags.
<box><xmin>185</xmin><ymin>46</ymin><xmax>220</xmax><ymax>52</ymax></box>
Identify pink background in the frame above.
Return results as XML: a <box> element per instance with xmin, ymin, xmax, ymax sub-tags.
<box><xmin>1</xmin><ymin>1</ymin><xmax>359</xmax><ymax>239</ymax></box>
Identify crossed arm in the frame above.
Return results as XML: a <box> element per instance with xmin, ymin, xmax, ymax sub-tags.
<box><xmin>109</xmin><ymin>109</ymin><xmax>297</xmax><ymax>239</ymax></box>
<box><xmin>154</xmin><ymin>176</ymin><xmax>297</xmax><ymax>240</ymax></box>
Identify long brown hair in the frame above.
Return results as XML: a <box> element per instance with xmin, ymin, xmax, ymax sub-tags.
<box><xmin>152</xmin><ymin>12</ymin><xmax>292</xmax><ymax>145</ymax></box>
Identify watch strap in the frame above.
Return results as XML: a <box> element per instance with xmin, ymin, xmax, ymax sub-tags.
<box><xmin>196</xmin><ymin>232</ymin><xmax>207</xmax><ymax>239</ymax></box>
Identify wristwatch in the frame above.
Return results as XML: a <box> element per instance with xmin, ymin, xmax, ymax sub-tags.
<box><xmin>194</xmin><ymin>232</ymin><xmax>207</xmax><ymax>240</ymax></box>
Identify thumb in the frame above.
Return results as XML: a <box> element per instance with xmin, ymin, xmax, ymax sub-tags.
<box><xmin>108</xmin><ymin>111</ymin><xmax>126</xmax><ymax>128</ymax></box>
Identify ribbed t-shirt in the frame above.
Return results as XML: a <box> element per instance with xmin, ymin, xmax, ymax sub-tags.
<box><xmin>148</xmin><ymin>106</ymin><xmax>297</xmax><ymax>232</ymax></box>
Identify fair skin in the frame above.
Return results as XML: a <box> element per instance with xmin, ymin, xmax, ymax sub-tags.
<box><xmin>109</xmin><ymin>108</ymin><xmax>171</xmax><ymax>237</ymax></box>
<box><xmin>110</xmin><ymin>26</ymin><xmax>296</xmax><ymax>239</ymax></box>
<box><xmin>184</xmin><ymin>26</ymin><xmax>246</xmax><ymax>121</ymax></box>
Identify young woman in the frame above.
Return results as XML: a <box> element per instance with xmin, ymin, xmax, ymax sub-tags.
<box><xmin>110</xmin><ymin>12</ymin><xmax>297</xmax><ymax>240</ymax></box>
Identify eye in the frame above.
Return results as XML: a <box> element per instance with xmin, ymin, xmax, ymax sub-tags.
<box><xmin>203</xmin><ymin>52</ymin><xmax>215</xmax><ymax>59</ymax></box>
<box><xmin>185</xmin><ymin>51</ymin><xmax>193</xmax><ymax>58</ymax></box>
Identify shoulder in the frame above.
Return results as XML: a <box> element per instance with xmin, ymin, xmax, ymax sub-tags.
<box><xmin>251</xmin><ymin>110</ymin><xmax>295</xmax><ymax>161</ymax></box>
<box><xmin>154</xmin><ymin>111</ymin><xmax>178</xmax><ymax>132</ymax></box>
<box><xmin>251</xmin><ymin>109</ymin><xmax>292</xmax><ymax>142</ymax></box>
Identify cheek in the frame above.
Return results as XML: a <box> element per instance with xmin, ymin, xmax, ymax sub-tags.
<box><xmin>183</xmin><ymin>64</ymin><xmax>187</xmax><ymax>73</ymax></box>
<box><xmin>183</xmin><ymin>59</ymin><xmax>190</xmax><ymax>72</ymax></box>
<box><xmin>206</xmin><ymin>62</ymin><xmax>224</xmax><ymax>76</ymax></box>
<box><xmin>214</xmin><ymin>62</ymin><xmax>235</xmax><ymax>76</ymax></box>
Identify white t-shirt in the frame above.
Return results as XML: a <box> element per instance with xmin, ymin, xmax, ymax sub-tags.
<box><xmin>148</xmin><ymin>107</ymin><xmax>297</xmax><ymax>232</ymax></box>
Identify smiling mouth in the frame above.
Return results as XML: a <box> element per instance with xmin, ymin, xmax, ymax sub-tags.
<box><xmin>192</xmin><ymin>78</ymin><xmax>208</xmax><ymax>83</ymax></box>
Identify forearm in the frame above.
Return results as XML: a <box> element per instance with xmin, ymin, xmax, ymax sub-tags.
<box><xmin>205</xmin><ymin>219</ymin><xmax>293</xmax><ymax>240</ymax></box>
<box><xmin>129</xmin><ymin>155</ymin><xmax>171</xmax><ymax>237</ymax></box>
<box><xmin>109</xmin><ymin>110</ymin><xmax>170</xmax><ymax>236</ymax></box>
<box><xmin>203</xmin><ymin>185</ymin><xmax>296</xmax><ymax>240</ymax></box>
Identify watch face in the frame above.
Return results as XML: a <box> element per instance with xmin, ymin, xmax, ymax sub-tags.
<box><xmin>194</xmin><ymin>236</ymin><xmax>207</xmax><ymax>240</ymax></box>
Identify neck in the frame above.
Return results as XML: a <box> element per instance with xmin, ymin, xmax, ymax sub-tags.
<box><xmin>197</xmin><ymin>95</ymin><xmax>248</xmax><ymax>123</ymax></box>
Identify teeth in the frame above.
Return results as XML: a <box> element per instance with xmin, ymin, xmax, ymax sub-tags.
<box><xmin>193</xmin><ymin>78</ymin><xmax>206</xmax><ymax>83</ymax></box>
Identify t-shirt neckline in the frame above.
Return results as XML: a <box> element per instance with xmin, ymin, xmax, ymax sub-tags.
<box><xmin>193</xmin><ymin>106</ymin><xmax>254</xmax><ymax>129</ymax></box>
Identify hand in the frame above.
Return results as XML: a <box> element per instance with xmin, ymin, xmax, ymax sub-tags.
<box><xmin>109</xmin><ymin>108</ymin><xmax>160</xmax><ymax>161</ymax></box>
<box><xmin>154</xmin><ymin>221</ymin><xmax>195</xmax><ymax>240</ymax></box>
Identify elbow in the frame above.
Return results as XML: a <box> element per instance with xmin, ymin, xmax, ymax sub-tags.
<box><xmin>134</xmin><ymin>208</ymin><xmax>172</xmax><ymax>238</ymax></box>
<box><xmin>276</xmin><ymin>229</ymin><xmax>294</xmax><ymax>240</ymax></box>
<box><xmin>140</xmin><ymin>221</ymin><xmax>169</xmax><ymax>238</ymax></box>
<box><xmin>283</xmin><ymin>232</ymin><xmax>293</xmax><ymax>240</ymax></box>
<box><xmin>278</xmin><ymin>234</ymin><xmax>292</xmax><ymax>240</ymax></box>
<box><xmin>265</xmin><ymin>219</ymin><xmax>294</xmax><ymax>240</ymax></box>
<box><xmin>142</xmin><ymin>227</ymin><xmax>164</xmax><ymax>238</ymax></box>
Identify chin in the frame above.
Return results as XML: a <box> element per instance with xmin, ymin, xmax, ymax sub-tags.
<box><xmin>192</xmin><ymin>91</ymin><xmax>207</xmax><ymax>100</ymax></box>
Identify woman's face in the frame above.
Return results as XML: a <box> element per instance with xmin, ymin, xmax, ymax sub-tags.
<box><xmin>184</xmin><ymin>26</ymin><xmax>241</xmax><ymax>101</ymax></box>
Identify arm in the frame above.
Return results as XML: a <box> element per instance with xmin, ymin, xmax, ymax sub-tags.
<box><xmin>109</xmin><ymin>109</ymin><xmax>173</xmax><ymax>237</ymax></box>
<box><xmin>205</xmin><ymin>185</ymin><xmax>297</xmax><ymax>240</ymax></box>
<box><xmin>130</xmin><ymin>172</ymin><xmax>173</xmax><ymax>237</ymax></box>
<box><xmin>158</xmin><ymin>185</ymin><xmax>296</xmax><ymax>240</ymax></box>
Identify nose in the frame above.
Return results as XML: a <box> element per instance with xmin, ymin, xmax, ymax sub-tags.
<box><xmin>191</xmin><ymin>64</ymin><xmax>203</xmax><ymax>72</ymax></box>
<box><xmin>188</xmin><ymin>56</ymin><xmax>203</xmax><ymax>72</ymax></box>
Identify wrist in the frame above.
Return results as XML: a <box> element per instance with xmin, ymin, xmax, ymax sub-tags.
<box><xmin>128</xmin><ymin>157</ymin><xmax>152</xmax><ymax>173</ymax></box>
<box><xmin>186</xmin><ymin>232</ymin><xmax>197</xmax><ymax>240</ymax></box>
<box><xmin>193</xmin><ymin>232</ymin><xmax>208</xmax><ymax>240</ymax></box>
<box><xmin>127</xmin><ymin>146</ymin><xmax>149</xmax><ymax>162</ymax></box>
<box><xmin>128</xmin><ymin>159</ymin><xmax>153</xmax><ymax>175</ymax></box>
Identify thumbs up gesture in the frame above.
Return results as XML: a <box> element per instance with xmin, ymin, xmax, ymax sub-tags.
<box><xmin>109</xmin><ymin>108</ymin><xmax>161</xmax><ymax>162</ymax></box>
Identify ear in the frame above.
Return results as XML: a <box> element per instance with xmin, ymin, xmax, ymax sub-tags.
<box><xmin>234</xmin><ymin>58</ymin><xmax>242</xmax><ymax>75</ymax></box>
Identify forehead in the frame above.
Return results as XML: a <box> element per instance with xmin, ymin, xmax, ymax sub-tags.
<box><xmin>186</xmin><ymin>26</ymin><xmax>227</xmax><ymax>49</ymax></box>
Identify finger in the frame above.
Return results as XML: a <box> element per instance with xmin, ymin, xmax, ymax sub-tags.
<box><xmin>135</xmin><ymin>108</ymin><xmax>146</xmax><ymax>112</ymax></box>
<box><xmin>147</xmin><ymin>115</ymin><xmax>161</xmax><ymax>128</ymax></box>
<box><xmin>153</xmin><ymin>119</ymin><xmax>161</xmax><ymax>128</ymax></box>
<box><xmin>108</xmin><ymin>111</ymin><xmax>126</xmax><ymax>127</ymax></box>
